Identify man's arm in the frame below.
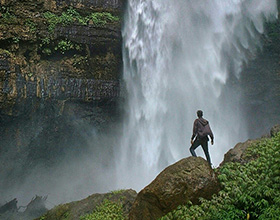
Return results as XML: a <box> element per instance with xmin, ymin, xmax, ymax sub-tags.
<box><xmin>209</xmin><ymin>124</ymin><xmax>214</xmax><ymax>145</ymax></box>
<box><xmin>191</xmin><ymin>120</ymin><xmax>197</xmax><ymax>144</ymax></box>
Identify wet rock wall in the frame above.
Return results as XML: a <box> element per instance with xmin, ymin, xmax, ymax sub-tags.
<box><xmin>0</xmin><ymin>0</ymin><xmax>124</xmax><ymax>204</ymax></box>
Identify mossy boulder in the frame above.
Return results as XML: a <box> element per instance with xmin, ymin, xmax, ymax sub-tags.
<box><xmin>219</xmin><ymin>139</ymin><xmax>258</xmax><ymax>166</ymax></box>
<box><xmin>129</xmin><ymin>157</ymin><xmax>220</xmax><ymax>220</ymax></box>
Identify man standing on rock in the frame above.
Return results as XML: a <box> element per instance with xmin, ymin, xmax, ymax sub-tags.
<box><xmin>190</xmin><ymin>110</ymin><xmax>214</xmax><ymax>166</ymax></box>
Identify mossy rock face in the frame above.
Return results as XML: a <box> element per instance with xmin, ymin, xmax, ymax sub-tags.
<box><xmin>0</xmin><ymin>1</ymin><xmax>123</xmax><ymax>117</ymax></box>
<box><xmin>36</xmin><ymin>189</ymin><xmax>137</xmax><ymax>220</ymax></box>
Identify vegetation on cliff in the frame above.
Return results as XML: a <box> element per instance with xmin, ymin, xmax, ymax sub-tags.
<box><xmin>160</xmin><ymin>132</ymin><xmax>280</xmax><ymax>220</ymax></box>
<box><xmin>43</xmin><ymin>8</ymin><xmax>119</xmax><ymax>32</ymax></box>
<box><xmin>80</xmin><ymin>199</ymin><xmax>125</xmax><ymax>220</ymax></box>
<box><xmin>36</xmin><ymin>189</ymin><xmax>136</xmax><ymax>220</ymax></box>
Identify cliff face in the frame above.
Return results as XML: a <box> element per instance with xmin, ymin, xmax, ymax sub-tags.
<box><xmin>240</xmin><ymin>15</ymin><xmax>280</xmax><ymax>137</ymax></box>
<box><xmin>0</xmin><ymin>0</ymin><xmax>124</xmax><ymax>203</ymax></box>
<box><xmin>0</xmin><ymin>0</ymin><xmax>124</xmax><ymax>117</ymax></box>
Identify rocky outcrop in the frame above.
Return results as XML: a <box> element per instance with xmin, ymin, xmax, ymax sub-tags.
<box><xmin>129</xmin><ymin>157</ymin><xmax>220</xmax><ymax>220</ymax></box>
<box><xmin>0</xmin><ymin>196</ymin><xmax>48</xmax><ymax>220</ymax></box>
<box><xmin>220</xmin><ymin>124</ymin><xmax>280</xmax><ymax>166</ymax></box>
<box><xmin>219</xmin><ymin>139</ymin><xmax>257</xmax><ymax>166</ymax></box>
<box><xmin>270</xmin><ymin>124</ymin><xmax>280</xmax><ymax>137</ymax></box>
<box><xmin>37</xmin><ymin>189</ymin><xmax>137</xmax><ymax>220</ymax></box>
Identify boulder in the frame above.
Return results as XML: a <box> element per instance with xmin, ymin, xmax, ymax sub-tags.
<box><xmin>270</xmin><ymin>124</ymin><xmax>280</xmax><ymax>137</ymax></box>
<box><xmin>220</xmin><ymin>124</ymin><xmax>280</xmax><ymax>167</ymax></box>
<box><xmin>129</xmin><ymin>157</ymin><xmax>220</xmax><ymax>220</ymax></box>
<box><xmin>219</xmin><ymin>139</ymin><xmax>257</xmax><ymax>166</ymax></box>
<box><xmin>0</xmin><ymin>199</ymin><xmax>17</xmax><ymax>214</ymax></box>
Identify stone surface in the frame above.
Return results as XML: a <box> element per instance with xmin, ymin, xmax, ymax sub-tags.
<box><xmin>219</xmin><ymin>139</ymin><xmax>257</xmax><ymax>167</ymax></box>
<box><xmin>0</xmin><ymin>196</ymin><xmax>47</xmax><ymax>220</ymax></box>
<box><xmin>129</xmin><ymin>157</ymin><xmax>220</xmax><ymax>220</ymax></box>
<box><xmin>270</xmin><ymin>124</ymin><xmax>280</xmax><ymax>137</ymax></box>
<box><xmin>0</xmin><ymin>0</ymin><xmax>122</xmax><ymax>117</ymax></box>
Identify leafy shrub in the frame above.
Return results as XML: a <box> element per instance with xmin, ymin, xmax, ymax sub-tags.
<box><xmin>55</xmin><ymin>40</ymin><xmax>74</xmax><ymax>54</ymax></box>
<box><xmin>43</xmin><ymin>8</ymin><xmax>119</xmax><ymax>33</ymax></box>
<box><xmin>25</xmin><ymin>19</ymin><xmax>37</xmax><ymax>33</ymax></box>
<box><xmin>40</xmin><ymin>37</ymin><xmax>82</xmax><ymax>56</ymax></box>
<box><xmin>0</xmin><ymin>6</ymin><xmax>16</xmax><ymax>22</ymax></box>
<box><xmin>88</xmin><ymin>12</ymin><xmax>119</xmax><ymax>26</ymax></box>
<box><xmin>42</xmin><ymin>48</ymin><xmax>52</xmax><ymax>55</ymax></box>
<box><xmin>160</xmin><ymin>132</ymin><xmax>280</xmax><ymax>220</ymax></box>
<box><xmin>80</xmin><ymin>199</ymin><xmax>125</xmax><ymax>220</ymax></box>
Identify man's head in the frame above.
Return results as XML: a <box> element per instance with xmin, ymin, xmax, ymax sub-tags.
<box><xmin>197</xmin><ymin>110</ymin><xmax>203</xmax><ymax>118</ymax></box>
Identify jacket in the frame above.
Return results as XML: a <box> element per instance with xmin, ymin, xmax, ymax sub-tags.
<box><xmin>191</xmin><ymin>117</ymin><xmax>214</xmax><ymax>141</ymax></box>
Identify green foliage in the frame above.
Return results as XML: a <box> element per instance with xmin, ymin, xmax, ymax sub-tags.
<box><xmin>55</xmin><ymin>40</ymin><xmax>74</xmax><ymax>54</ymax></box>
<box><xmin>12</xmin><ymin>36</ymin><xmax>20</xmax><ymax>43</ymax></box>
<box><xmin>40</xmin><ymin>37</ymin><xmax>82</xmax><ymax>56</ymax></box>
<box><xmin>41</xmin><ymin>37</ymin><xmax>51</xmax><ymax>45</ymax></box>
<box><xmin>0</xmin><ymin>6</ymin><xmax>16</xmax><ymax>22</ymax></box>
<box><xmin>73</xmin><ymin>55</ymin><xmax>88</xmax><ymax>67</ymax></box>
<box><xmin>80</xmin><ymin>199</ymin><xmax>125</xmax><ymax>220</ymax></box>
<box><xmin>110</xmin><ymin>189</ymin><xmax>126</xmax><ymax>195</ymax></box>
<box><xmin>43</xmin><ymin>8</ymin><xmax>119</xmax><ymax>33</ymax></box>
<box><xmin>0</xmin><ymin>48</ymin><xmax>12</xmax><ymax>56</ymax></box>
<box><xmin>43</xmin><ymin>11</ymin><xmax>60</xmax><ymax>33</ymax></box>
<box><xmin>25</xmin><ymin>19</ymin><xmax>37</xmax><ymax>33</ymax></box>
<box><xmin>42</xmin><ymin>48</ymin><xmax>52</xmax><ymax>55</ymax></box>
<box><xmin>160</xmin><ymin>133</ymin><xmax>280</xmax><ymax>220</ymax></box>
<box><xmin>88</xmin><ymin>12</ymin><xmax>120</xmax><ymax>26</ymax></box>
<box><xmin>40</xmin><ymin>204</ymin><xmax>71</xmax><ymax>220</ymax></box>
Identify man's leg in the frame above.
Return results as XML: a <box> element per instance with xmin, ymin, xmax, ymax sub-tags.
<box><xmin>201</xmin><ymin>141</ymin><xmax>211</xmax><ymax>165</ymax></box>
<box><xmin>190</xmin><ymin>139</ymin><xmax>200</xmax><ymax>157</ymax></box>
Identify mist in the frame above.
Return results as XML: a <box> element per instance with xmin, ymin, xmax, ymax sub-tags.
<box><xmin>0</xmin><ymin>101</ymin><xmax>121</xmax><ymax>208</ymax></box>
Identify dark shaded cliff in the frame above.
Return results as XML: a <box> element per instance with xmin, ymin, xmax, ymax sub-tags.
<box><xmin>241</xmin><ymin>15</ymin><xmax>280</xmax><ymax>137</ymax></box>
<box><xmin>0</xmin><ymin>0</ymin><xmax>125</xmax><ymax>206</ymax></box>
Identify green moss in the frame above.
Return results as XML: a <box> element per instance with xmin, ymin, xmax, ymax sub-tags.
<box><xmin>73</xmin><ymin>55</ymin><xmax>89</xmax><ymax>67</ymax></box>
<box><xmin>54</xmin><ymin>39</ymin><xmax>81</xmax><ymax>54</ymax></box>
<box><xmin>39</xmin><ymin>204</ymin><xmax>71</xmax><ymax>220</ymax></box>
<box><xmin>88</xmin><ymin>12</ymin><xmax>120</xmax><ymax>26</ymax></box>
<box><xmin>80</xmin><ymin>199</ymin><xmax>125</xmax><ymax>220</ymax></box>
<box><xmin>43</xmin><ymin>8</ymin><xmax>120</xmax><ymax>33</ymax></box>
<box><xmin>39</xmin><ymin>37</ymin><xmax>82</xmax><ymax>56</ymax></box>
<box><xmin>110</xmin><ymin>189</ymin><xmax>126</xmax><ymax>195</ymax></box>
<box><xmin>160</xmin><ymin>132</ymin><xmax>280</xmax><ymax>220</ymax></box>
<box><xmin>42</xmin><ymin>48</ymin><xmax>52</xmax><ymax>55</ymax></box>
<box><xmin>0</xmin><ymin>6</ymin><xmax>17</xmax><ymax>23</ymax></box>
<box><xmin>0</xmin><ymin>48</ymin><xmax>12</xmax><ymax>56</ymax></box>
<box><xmin>25</xmin><ymin>19</ymin><xmax>37</xmax><ymax>33</ymax></box>
<box><xmin>12</xmin><ymin>37</ymin><xmax>20</xmax><ymax>44</ymax></box>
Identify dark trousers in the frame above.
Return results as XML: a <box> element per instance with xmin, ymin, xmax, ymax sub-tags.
<box><xmin>190</xmin><ymin>138</ymin><xmax>211</xmax><ymax>165</ymax></box>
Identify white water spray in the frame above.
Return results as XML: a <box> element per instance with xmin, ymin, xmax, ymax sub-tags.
<box><xmin>116</xmin><ymin>0</ymin><xmax>277</xmax><ymax>190</ymax></box>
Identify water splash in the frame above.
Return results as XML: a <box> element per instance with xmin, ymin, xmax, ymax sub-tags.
<box><xmin>117</xmin><ymin>0</ymin><xmax>277</xmax><ymax>190</ymax></box>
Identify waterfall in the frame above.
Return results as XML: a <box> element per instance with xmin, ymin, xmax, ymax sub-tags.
<box><xmin>116</xmin><ymin>0</ymin><xmax>278</xmax><ymax>190</ymax></box>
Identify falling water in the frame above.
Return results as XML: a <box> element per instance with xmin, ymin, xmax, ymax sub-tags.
<box><xmin>116</xmin><ymin>0</ymin><xmax>278</xmax><ymax>190</ymax></box>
